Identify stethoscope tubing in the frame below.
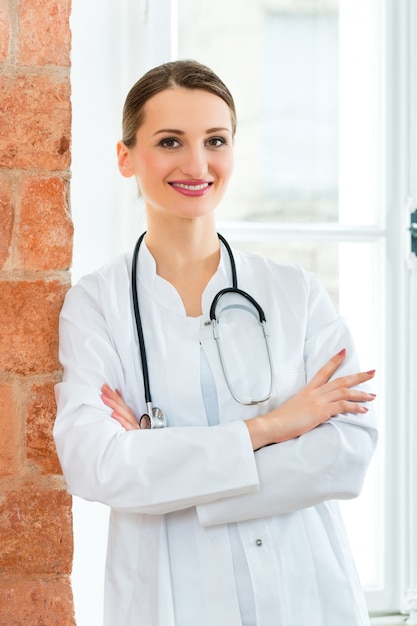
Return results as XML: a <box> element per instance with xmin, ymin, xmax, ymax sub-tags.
<box><xmin>131</xmin><ymin>232</ymin><xmax>151</xmax><ymax>406</ymax></box>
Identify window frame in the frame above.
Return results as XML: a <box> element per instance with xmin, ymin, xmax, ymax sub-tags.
<box><xmin>382</xmin><ymin>0</ymin><xmax>417</xmax><ymax>620</ymax></box>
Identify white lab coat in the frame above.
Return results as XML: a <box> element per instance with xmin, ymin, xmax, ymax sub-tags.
<box><xmin>54</xmin><ymin>241</ymin><xmax>378</xmax><ymax>626</ymax></box>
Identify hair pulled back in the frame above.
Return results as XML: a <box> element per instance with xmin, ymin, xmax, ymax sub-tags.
<box><xmin>122</xmin><ymin>60</ymin><xmax>237</xmax><ymax>147</ymax></box>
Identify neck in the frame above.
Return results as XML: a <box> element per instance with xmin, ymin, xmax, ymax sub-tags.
<box><xmin>145</xmin><ymin>214</ymin><xmax>219</xmax><ymax>271</ymax></box>
<box><xmin>143</xmin><ymin>214</ymin><xmax>221</xmax><ymax>317</ymax></box>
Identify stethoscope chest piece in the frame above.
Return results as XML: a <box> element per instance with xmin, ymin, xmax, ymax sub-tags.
<box><xmin>139</xmin><ymin>406</ymin><xmax>165</xmax><ymax>430</ymax></box>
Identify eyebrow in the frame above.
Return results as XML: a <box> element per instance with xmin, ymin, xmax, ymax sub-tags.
<box><xmin>153</xmin><ymin>127</ymin><xmax>232</xmax><ymax>136</ymax></box>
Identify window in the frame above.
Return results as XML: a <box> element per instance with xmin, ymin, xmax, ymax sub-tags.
<box><xmin>70</xmin><ymin>0</ymin><xmax>417</xmax><ymax>623</ymax></box>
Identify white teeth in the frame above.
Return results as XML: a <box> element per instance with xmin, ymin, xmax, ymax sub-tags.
<box><xmin>171</xmin><ymin>182</ymin><xmax>209</xmax><ymax>190</ymax></box>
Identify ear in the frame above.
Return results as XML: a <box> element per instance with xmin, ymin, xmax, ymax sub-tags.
<box><xmin>117</xmin><ymin>141</ymin><xmax>135</xmax><ymax>178</ymax></box>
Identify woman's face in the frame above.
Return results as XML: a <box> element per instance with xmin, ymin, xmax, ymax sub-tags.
<box><xmin>117</xmin><ymin>87</ymin><xmax>234</xmax><ymax>221</ymax></box>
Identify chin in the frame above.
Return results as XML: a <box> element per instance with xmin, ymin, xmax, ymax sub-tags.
<box><xmin>168</xmin><ymin>199</ymin><xmax>218</xmax><ymax>219</ymax></box>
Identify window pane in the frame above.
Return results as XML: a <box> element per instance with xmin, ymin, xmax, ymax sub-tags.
<box><xmin>261</xmin><ymin>13</ymin><xmax>338</xmax><ymax>222</ymax></box>
<box><xmin>178</xmin><ymin>0</ymin><xmax>381</xmax><ymax>227</ymax></box>
<box><xmin>230</xmin><ymin>238</ymin><xmax>340</xmax><ymax>306</ymax></box>
<box><xmin>178</xmin><ymin>0</ymin><xmax>339</xmax><ymax>223</ymax></box>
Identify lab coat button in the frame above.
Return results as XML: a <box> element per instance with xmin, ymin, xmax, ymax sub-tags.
<box><xmin>255</xmin><ymin>538</ymin><xmax>263</xmax><ymax>547</ymax></box>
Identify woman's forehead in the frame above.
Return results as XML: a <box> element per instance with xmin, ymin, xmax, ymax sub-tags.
<box><xmin>141</xmin><ymin>87</ymin><xmax>234</xmax><ymax>133</ymax></box>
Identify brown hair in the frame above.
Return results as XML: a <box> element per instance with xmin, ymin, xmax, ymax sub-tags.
<box><xmin>122</xmin><ymin>59</ymin><xmax>237</xmax><ymax>147</ymax></box>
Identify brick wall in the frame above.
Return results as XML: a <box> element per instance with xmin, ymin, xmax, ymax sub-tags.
<box><xmin>0</xmin><ymin>0</ymin><xmax>75</xmax><ymax>624</ymax></box>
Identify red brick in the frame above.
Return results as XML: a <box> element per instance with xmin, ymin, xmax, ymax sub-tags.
<box><xmin>0</xmin><ymin>480</ymin><xmax>73</xmax><ymax>575</ymax></box>
<box><xmin>0</xmin><ymin>176</ymin><xmax>14</xmax><ymax>269</ymax></box>
<box><xmin>0</xmin><ymin>73</ymin><xmax>71</xmax><ymax>170</ymax></box>
<box><xmin>0</xmin><ymin>384</ymin><xmax>23</xmax><ymax>477</ymax></box>
<box><xmin>0</xmin><ymin>280</ymin><xmax>69</xmax><ymax>375</ymax></box>
<box><xmin>2</xmin><ymin>0</ymin><xmax>74</xmax><ymax>623</ymax></box>
<box><xmin>19</xmin><ymin>176</ymin><xmax>73</xmax><ymax>271</ymax></box>
<box><xmin>0</xmin><ymin>0</ymin><xmax>10</xmax><ymax>61</ymax></box>
<box><xmin>0</xmin><ymin>577</ymin><xmax>75</xmax><ymax>626</ymax></box>
<box><xmin>26</xmin><ymin>381</ymin><xmax>61</xmax><ymax>474</ymax></box>
<box><xmin>18</xmin><ymin>0</ymin><xmax>71</xmax><ymax>66</ymax></box>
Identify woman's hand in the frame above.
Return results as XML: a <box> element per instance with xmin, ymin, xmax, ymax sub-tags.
<box><xmin>246</xmin><ymin>349</ymin><xmax>376</xmax><ymax>451</ymax></box>
<box><xmin>101</xmin><ymin>384</ymin><xmax>139</xmax><ymax>431</ymax></box>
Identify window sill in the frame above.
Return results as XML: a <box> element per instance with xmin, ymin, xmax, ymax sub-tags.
<box><xmin>370</xmin><ymin>616</ymin><xmax>407</xmax><ymax>625</ymax></box>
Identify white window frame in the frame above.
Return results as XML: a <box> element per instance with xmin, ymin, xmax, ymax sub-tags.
<box><xmin>383</xmin><ymin>0</ymin><xmax>417</xmax><ymax>623</ymax></box>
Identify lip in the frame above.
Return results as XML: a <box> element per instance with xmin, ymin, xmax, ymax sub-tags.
<box><xmin>168</xmin><ymin>180</ymin><xmax>213</xmax><ymax>197</ymax></box>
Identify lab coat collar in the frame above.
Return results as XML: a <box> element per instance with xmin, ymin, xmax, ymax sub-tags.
<box><xmin>137</xmin><ymin>237</ymin><xmax>233</xmax><ymax>317</ymax></box>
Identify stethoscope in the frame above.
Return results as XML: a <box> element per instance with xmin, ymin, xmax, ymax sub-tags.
<box><xmin>131</xmin><ymin>232</ymin><xmax>274</xmax><ymax>429</ymax></box>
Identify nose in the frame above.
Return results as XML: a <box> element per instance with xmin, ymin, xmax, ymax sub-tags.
<box><xmin>179</xmin><ymin>145</ymin><xmax>209</xmax><ymax>179</ymax></box>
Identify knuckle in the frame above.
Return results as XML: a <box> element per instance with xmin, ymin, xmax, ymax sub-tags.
<box><xmin>341</xmin><ymin>388</ymin><xmax>350</xmax><ymax>400</ymax></box>
<box><xmin>340</xmin><ymin>400</ymin><xmax>349</xmax><ymax>413</ymax></box>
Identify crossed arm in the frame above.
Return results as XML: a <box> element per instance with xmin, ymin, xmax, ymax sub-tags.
<box><xmin>101</xmin><ymin>347</ymin><xmax>375</xmax><ymax>449</ymax></box>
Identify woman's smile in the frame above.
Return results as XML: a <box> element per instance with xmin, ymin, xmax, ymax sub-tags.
<box><xmin>168</xmin><ymin>180</ymin><xmax>213</xmax><ymax>196</ymax></box>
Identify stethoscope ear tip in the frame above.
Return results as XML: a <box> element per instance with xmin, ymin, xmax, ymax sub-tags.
<box><xmin>139</xmin><ymin>413</ymin><xmax>151</xmax><ymax>429</ymax></box>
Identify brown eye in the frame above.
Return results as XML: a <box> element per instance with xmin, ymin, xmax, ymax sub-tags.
<box><xmin>206</xmin><ymin>136</ymin><xmax>227</xmax><ymax>148</ymax></box>
<box><xmin>159</xmin><ymin>137</ymin><xmax>180</xmax><ymax>149</ymax></box>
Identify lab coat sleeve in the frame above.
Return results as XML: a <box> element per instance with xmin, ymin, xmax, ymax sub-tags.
<box><xmin>53</xmin><ymin>274</ymin><xmax>259</xmax><ymax>515</ymax></box>
<box><xmin>196</xmin><ymin>272</ymin><xmax>378</xmax><ymax>527</ymax></box>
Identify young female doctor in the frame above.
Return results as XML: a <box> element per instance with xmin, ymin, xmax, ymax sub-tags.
<box><xmin>54</xmin><ymin>60</ymin><xmax>378</xmax><ymax>626</ymax></box>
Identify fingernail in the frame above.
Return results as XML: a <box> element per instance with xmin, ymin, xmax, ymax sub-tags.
<box><xmin>369</xmin><ymin>393</ymin><xmax>377</xmax><ymax>398</ymax></box>
<box><xmin>337</xmin><ymin>348</ymin><xmax>346</xmax><ymax>356</ymax></box>
<box><xmin>360</xmin><ymin>406</ymin><xmax>369</xmax><ymax>413</ymax></box>
<box><xmin>366</xmin><ymin>369</ymin><xmax>376</xmax><ymax>376</ymax></box>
